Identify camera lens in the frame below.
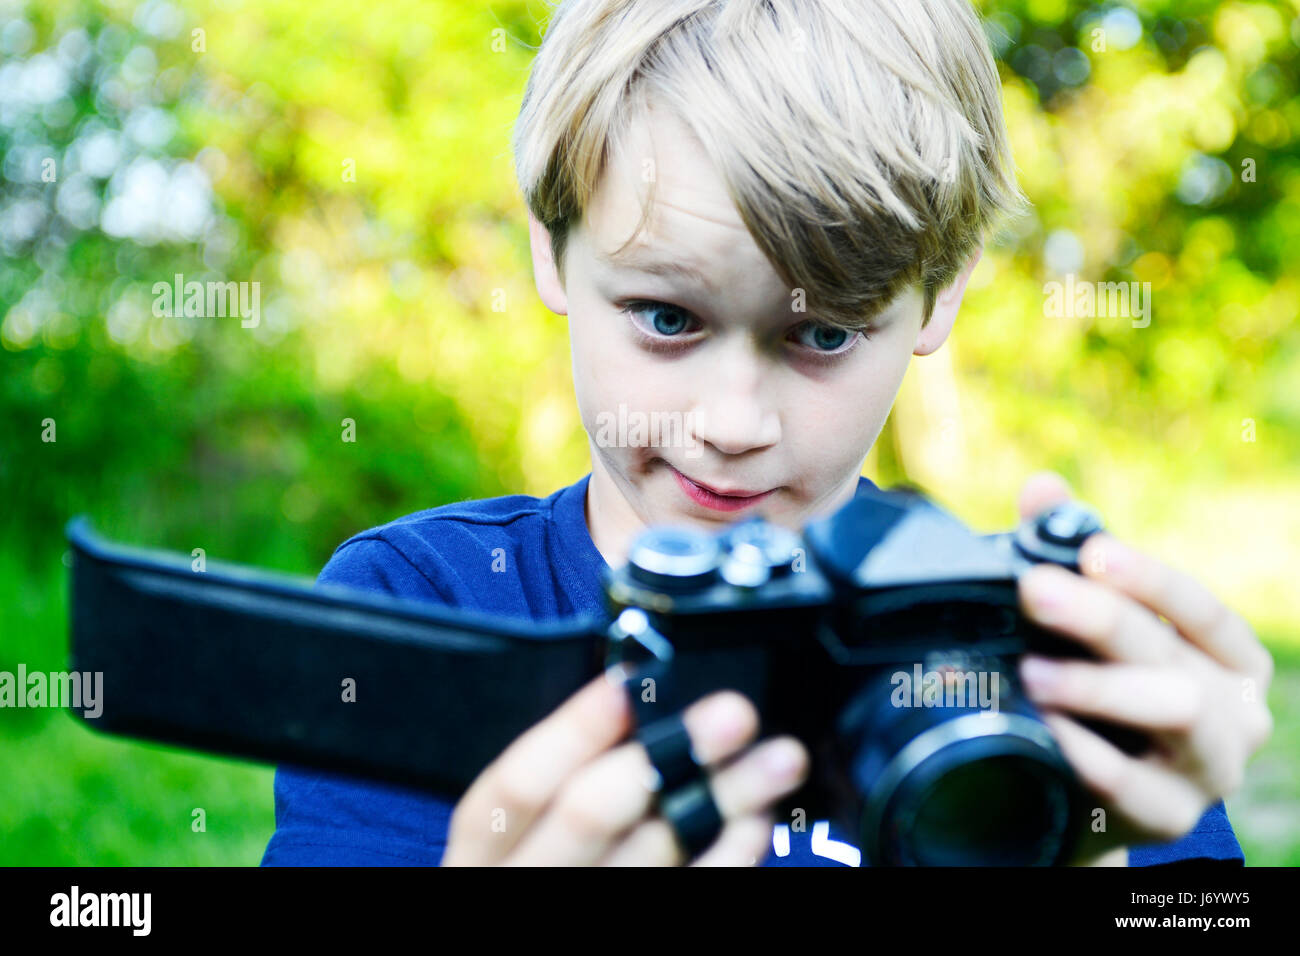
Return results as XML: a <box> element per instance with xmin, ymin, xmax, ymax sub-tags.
<box><xmin>841</xmin><ymin>668</ymin><xmax>1080</xmax><ymax>866</ymax></box>
<box><xmin>879</xmin><ymin>735</ymin><xmax>1076</xmax><ymax>866</ymax></box>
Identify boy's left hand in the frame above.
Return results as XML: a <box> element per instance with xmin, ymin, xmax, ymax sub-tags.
<box><xmin>1012</xmin><ymin>472</ymin><xmax>1275</xmax><ymax>866</ymax></box>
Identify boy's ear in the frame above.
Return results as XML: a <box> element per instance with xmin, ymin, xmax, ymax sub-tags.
<box><xmin>528</xmin><ymin>211</ymin><xmax>569</xmax><ymax>316</ymax></box>
<box><xmin>913</xmin><ymin>245</ymin><xmax>982</xmax><ymax>356</ymax></box>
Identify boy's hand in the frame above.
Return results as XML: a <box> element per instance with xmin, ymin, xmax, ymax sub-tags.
<box><xmin>1013</xmin><ymin>472</ymin><xmax>1275</xmax><ymax>865</ymax></box>
<box><xmin>441</xmin><ymin>674</ymin><xmax>809</xmax><ymax>866</ymax></box>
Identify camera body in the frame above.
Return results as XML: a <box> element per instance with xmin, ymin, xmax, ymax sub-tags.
<box><xmin>601</xmin><ymin>484</ymin><xmax>1141</xmax><ymax>866</ymax></box>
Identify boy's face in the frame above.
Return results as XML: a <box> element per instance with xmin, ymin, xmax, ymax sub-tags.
<box><xmin>528</xmin><ymin>100</ymin><xmax>977</xmax><ymax>564</ymax></box>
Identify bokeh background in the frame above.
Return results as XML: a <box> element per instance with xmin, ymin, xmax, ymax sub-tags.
<box><xmin>2</xmin><ymin>0</ymin><xmax>1297</xmax><ymax>865</ymax></box>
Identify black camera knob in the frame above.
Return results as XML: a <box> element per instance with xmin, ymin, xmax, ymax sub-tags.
<box><xmin>718</xmin><ymin>518</ymin><xmax>802</xmax><ymax>589</ymax></box>
<box><xmin>1036</xmin><ymin>502</ymin><xmax>1103</xmax><ymax>546</ymax></box>
<box><xmin>627</xmin><ymin>526</ymin><xmax>722</xmax><ymax>591</ymax></box>
<box><xmin>1015</xmin><ymin>501</ymin><xmax>1104</xmax><ymax>568</ymax></box>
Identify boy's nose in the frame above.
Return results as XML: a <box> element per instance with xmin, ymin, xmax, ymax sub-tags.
<box><xmin>688</xmin><ymin>356</ymin><xmax>782</xmax><ymax>456</ymax></box>
<box><xmin>690</xmin><ymin>402</ymin><xmax>780</xmax><ymax>456</ymax></box>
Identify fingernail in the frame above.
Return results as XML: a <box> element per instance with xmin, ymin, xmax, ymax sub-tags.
<box><xmin>704</xmin><ymin>695</ymin><xmax>750</xmax><ymax>740</ymax></box>
<box><xmin>603</xmin><ymin>662</ymin><xmax>629</xmax><ymax>687</ymax></box>
<box><xmin>1022</xmin><ymin>568</ymin><xmax>1071</xmax><ymax>622</ymax></box>
<box><xmin>763</xmin><ymin>740</ymin><xmax>806</xmax><ymax>779</ymax></box>
<box><xmin>600</xmin><ymin>668</ymin><xmax>631</xmax><ymax>720</ymax></box>
<box><xmin>1020</xmin><ymin>656</ymin><xmax>1062</xmax><ymax>692</ymax></box>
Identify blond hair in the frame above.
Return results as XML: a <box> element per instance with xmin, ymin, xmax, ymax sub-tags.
<box><xmin>512</xmin><ymin>0</ymin><xmax>1028</xmax><ymax>328</ymax></box>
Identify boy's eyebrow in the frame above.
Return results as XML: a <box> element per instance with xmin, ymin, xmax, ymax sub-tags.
<box><xmin>595</xmin><ymin>247</ymin><xmax>716</xmax><ymax>293</ymax></box>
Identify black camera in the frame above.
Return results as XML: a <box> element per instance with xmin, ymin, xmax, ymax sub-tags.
<box><xmin>67</xmin><ymin>483</ymin><xmax>1141</xmax><ymax>866</ymax></box>
<box><xmin>598</xmin><ymin>483</ymin><xmax>1138</xmax><ymax>866</ymax></box>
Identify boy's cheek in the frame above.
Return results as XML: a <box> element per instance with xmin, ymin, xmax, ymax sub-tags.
<box><xmin>569</xmin><ymin>327</ymin><xmax>637</xmax><ymax>410</ymax></box>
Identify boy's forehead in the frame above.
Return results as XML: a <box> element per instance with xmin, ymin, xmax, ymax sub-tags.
<box><xmin>583</xmin><ymin>102</ymin><xmax>753</xmax><ymax>283</ymax></box>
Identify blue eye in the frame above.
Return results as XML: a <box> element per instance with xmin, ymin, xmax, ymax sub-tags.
<box><xmin>624</xmin><ymin>301</ymin><xmax>700</xmax><ymax>338</ymax></box>
<box><xmin>789</xmin><ymin>321</ymin><xmax>862</xmax><ymax>354</ymax></box>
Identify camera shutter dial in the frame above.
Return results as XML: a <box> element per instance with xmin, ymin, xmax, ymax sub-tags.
<box><xmin>627</xmin><ymin>526</ymin><xmax>722</xmax><ymax>591</ymax></box>
<box><xmin>719</xmin><ymin>518</ymin><xmax>802</xmax><ymax>589</ymax></box>
<box><xmin>1014</xmin><ymin>501</ymin><xmax>1105</xmax><ymax>568</ymax></box>
<box><xmin>1036</xmin><ymin>503</ymin><xmax>1103</xmax><ymax>546</ymax></box>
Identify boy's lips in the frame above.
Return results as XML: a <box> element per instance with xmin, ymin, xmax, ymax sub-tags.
<box><xmin>666</xmin><ymin>463</ymin><xmax>777</xmax><ymax>512</ymax></box>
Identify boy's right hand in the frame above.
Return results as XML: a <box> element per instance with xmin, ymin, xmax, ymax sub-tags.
<box><xmin>441</xmin><ymin>671</ymin><xmax>810</xmax><ymax>866</ymax></box>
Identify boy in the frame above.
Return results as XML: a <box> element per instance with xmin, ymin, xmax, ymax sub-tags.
<box><xmin>262</xmin><ymin>0</ymin><xmax>1273</xmax><ymax>866</ymax></box>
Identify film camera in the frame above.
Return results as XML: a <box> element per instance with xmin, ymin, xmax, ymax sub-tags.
<box><xmin>67</xmin><ymin>483</ymin><xmax>1140</xmax><ymax>865</ymax></box>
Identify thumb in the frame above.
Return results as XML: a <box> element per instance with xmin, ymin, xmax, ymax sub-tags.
<box><xmin>1017</xmin><ymin>470</ymin><xmax>1074</xmax><ymax>521</ymax></box>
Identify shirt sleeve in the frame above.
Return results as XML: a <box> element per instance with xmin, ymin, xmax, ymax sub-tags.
<box><xmin>1126</xmin><ymin>800</ymin><xmax>1245</xmax><ymax>867</ymax></box>
<box><xmin>260</xmin><ymin>536</ymin><xmax>457</xmax><ymax>867</ymax></box>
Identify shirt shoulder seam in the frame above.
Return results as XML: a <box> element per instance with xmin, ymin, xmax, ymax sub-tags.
<box><xmin>331</xmin><ymin>534</ymin><xmax>453</xmax><ymax>602</ymax></box>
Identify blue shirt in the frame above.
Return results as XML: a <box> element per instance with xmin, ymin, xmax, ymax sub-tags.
<box><xmin>261</xmin><ymin>473</ymin><xmax>1244</xmax><ymax>867</ymax></box>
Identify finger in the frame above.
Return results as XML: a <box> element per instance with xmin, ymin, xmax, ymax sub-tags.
<box><xmin>690</xmin><ymin>812</ymin><xmax>777</xmax><ymax>867</ymax></box>
<box><xmin>1041</xmin><ymin>711</ymin><xmax>1209</xmax><ymax>844</ymax></box>
<box><xmin>594</xmin><ymin>736</ymin><xmax>809</xmax><ymax>866</ymax></box>
<box><xmin>596</xmin><ymin>816</ymin><xmax>683</xmax><ymax>866</ymax></box>
<box><xmin>598</xmin><ymin>812</ymin><xmax>777</xmax><ymax>867</ymax></box>
<box><xmin>1079</xmin><ymin>534</ymin><xmax>1275</xmax><ymax>686</ymax></box>
<box><xmin>1019</xmin><ymin>657</ymin><xmax>1204</xmax><ymax>730</ymax></box>
<box><xmin>504</xmin><ymin>690</ymin><xmax>760</xmax><ymax>866</ymax></box>
<box><xmin>445</xmin><ymin>669</ymin><xmax>633</xmax><ymax>864</ymax></box>
<box><xmin>1017</xmin><ymin>470</ymin><xmax>1073</xmax><ymax>521</ymax></box>
<box><xmin>1019</xmin><ymin>563</ymin><xmax>1190</xmax><ymax>667</ymax></box>
<box><xmin>1173</xmin><ymin>687</ymin><xmax>1273</xmax><ymax>797</ymax></box>
<box><xmin>706</xmin><ymin>735</ymin><xmax>809</xmax><ymax>821</ymax></box>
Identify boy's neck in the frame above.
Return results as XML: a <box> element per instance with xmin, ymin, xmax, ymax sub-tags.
<box><xmin>583</xmin><ymin>457</ymin><xmax>645</xmax><ymax>570</ymax></box>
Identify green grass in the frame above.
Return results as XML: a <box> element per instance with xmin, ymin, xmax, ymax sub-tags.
<box><xmin>0</xmin><ymin>710</ymin><xmax>274</xmax><ymax>866</ymax></box>
<box><xmin>0</xmin><ymin>538</ymin><xmax>278</xmax><ymax>866</ymax></box>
